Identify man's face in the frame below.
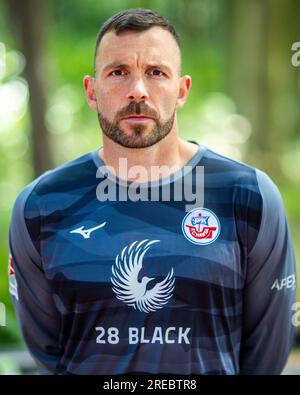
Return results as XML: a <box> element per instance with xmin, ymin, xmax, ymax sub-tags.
<box><xmin>85</xmin><ymin>26</ymin><xmax>191</xmax><ymax>148</ymax></box>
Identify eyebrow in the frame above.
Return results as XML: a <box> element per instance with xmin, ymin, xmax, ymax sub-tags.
<box><xmin>101</xmin><ymin>61</ymin><xmax>173</xmax><ymax>75</ymax></box>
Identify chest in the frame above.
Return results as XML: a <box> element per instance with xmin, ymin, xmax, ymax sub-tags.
<box><xmin>40</xmin><ymin>200</ymin><xmax>244</xmax><ymax>290</ymax></box>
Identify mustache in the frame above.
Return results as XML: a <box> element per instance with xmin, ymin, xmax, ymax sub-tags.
<box><xmin>117</xmin><ymin>102</ymin><xmax>158</xmax><ymax>120</ymax></box>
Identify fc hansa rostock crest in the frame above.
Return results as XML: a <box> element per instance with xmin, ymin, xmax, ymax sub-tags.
<box><xmin>182</xmin><ymin>208</ymin><xmax>220</xmax><ymax>245</ymax></box>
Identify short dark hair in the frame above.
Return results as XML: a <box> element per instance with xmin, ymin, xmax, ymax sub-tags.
<box><xmin>94</xmin><ymin>8</ymin><xmax>181</xmax><ymax>74</ymax></box>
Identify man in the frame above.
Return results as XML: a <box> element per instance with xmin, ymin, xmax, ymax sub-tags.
<box><xmin>9</xmin><ymin>8</ymin><xmax>296</xmax><ymax>375</ymax></box>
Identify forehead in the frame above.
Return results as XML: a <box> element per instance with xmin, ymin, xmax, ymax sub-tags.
<box><xmin>96</xmin><ymin>26</ymin><xmax>180</xmax><ymax>72</ymax></box>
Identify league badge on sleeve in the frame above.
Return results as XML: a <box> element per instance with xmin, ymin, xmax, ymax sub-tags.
<box><xmin>8</xmin><ymin>254</ymin><xmax>19</xmax><ymax>301</ymax></box>
<box><xmin>182</xmin><ymin>208</ymin><xmax>221</xmax><ymax>245</ymax></box>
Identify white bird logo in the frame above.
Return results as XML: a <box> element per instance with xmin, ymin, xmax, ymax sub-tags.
<box><xmin>111</xmin><ymin>239</ymin><xmax>175</xmax><ymax>313</ymax></box>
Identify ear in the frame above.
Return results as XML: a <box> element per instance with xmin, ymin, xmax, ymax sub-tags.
<box><xmin>175</xmin><ymin>75</ymin><xmax>192</xmax><ymax>110</ymax></box>
<box><xmin>83</xmin><ymin>75</ymin><xmax>97</xmax><ymax>111</ymax></box>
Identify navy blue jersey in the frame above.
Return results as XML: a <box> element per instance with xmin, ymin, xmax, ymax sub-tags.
<box><xmin>9</xmin><ymin>143</ymin><xmax>296</xmax><ymax>374</ymax></box>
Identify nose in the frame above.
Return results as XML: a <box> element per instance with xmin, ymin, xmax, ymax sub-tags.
<box><xmin>127</xmin><ymin>76</ymin><xmax>149</xmax><ymax>102</ymax></box>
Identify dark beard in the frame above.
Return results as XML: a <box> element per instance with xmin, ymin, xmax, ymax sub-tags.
<box><xmin>97</xmin><ymin>101</ymin><xmax>175</xmax><ymax>149</ymax></box>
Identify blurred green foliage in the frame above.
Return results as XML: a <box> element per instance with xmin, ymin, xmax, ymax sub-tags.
<box><xmin>0</xmin><ymin>0</ymin><xmax>299</xmax><ymax>346</ymax></box>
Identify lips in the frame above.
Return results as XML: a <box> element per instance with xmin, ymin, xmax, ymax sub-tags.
<box><xmin>122</xmin><ymin>115</ymin><xmax>152</xmax><ymax>120</ymax></box>
<box><xmin>121</xmin><ymin>115</ymin><xmax>154</xmax><ymax>124</ymax></box>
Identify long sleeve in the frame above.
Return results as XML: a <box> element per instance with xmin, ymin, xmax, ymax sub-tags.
<box><xmin>239</xmin><ymin>169</ymin><xmax>296</xmax><ymax>374</ymax></box>
<box><xmin>9</xmin><ymin>182</ymin><xmax>63</xmax><ymax>374</ymax></box>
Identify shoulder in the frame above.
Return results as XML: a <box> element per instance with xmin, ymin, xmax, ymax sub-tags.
<box><xmin>201</xmin><ymin>146</ymin><xmax>283</xmax><ymax>200</ymax></box>
<box><xmin>200</xmin><ymin>147</ymin><xmax>286</xmax><ymax>250</ymax></box>
<box><xmin>201</xmin><ymin>147</ymin><xmax>260</xmax><ymax>188</ymax></box>
<box><xmin>32</xmin><ymin>151</ymin><xmax>97</xmax><ymax>196</ymax></box>
<box><xmin>11</xmin><ymin>150</ymin><xmax>97</xmax><ymax>223</ymax></box>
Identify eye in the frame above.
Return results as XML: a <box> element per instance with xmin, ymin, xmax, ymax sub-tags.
<box><xmin>149</xmin><ymin>69</ymin><xmax>165</xmax><ymax>77</ymax></box>
<box><xmin>109</xmin><ymin>69</ymin><xmax>126</xmax><ymax>77</ymax></box>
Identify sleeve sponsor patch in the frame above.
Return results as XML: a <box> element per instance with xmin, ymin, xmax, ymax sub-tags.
<box><xmin>8</xmin><ymin>254</ymin><xmax>19</xmax><ymax>301</ymax></box>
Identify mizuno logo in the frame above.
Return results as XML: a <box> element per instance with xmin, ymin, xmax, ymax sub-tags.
<box><xmin>70</xmin><ymin>222</ymin><xmax>106</xmax><ymax>239</ymax></box>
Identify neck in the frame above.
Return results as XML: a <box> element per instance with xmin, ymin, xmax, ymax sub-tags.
<box><xmin>99</xmin><ymin>121</ymin><xmax>199</xmax><ymax>183</ymax></box>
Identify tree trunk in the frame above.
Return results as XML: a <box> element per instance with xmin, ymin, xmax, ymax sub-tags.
<box><xmin>228</xmin><ymin>0</ymin><xmax>300</xmax><ymax>177</ymax></box>
<box><xmin>6</xmin><ymin>0</ymin><xmax>53</xmax><ymax>177</ymax></box>
<box><xmin>228</xmin><ymin>0</ymin><xmax>271</xmax><ymax>171</ymax></box>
